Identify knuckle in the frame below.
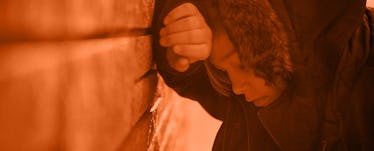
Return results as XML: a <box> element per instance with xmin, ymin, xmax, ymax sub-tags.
<box><xmin>160</xmin><ymin>36</ymin><xmax>168</xmax><ymax>46</ymax></box>
<box><xmin>176</xmin><ymin>59</ymin><xmax>189</xmax><ymax>71</ymax></box>
<box><xmin>192</xmin><ymin>16</ymin><xmax>201</xmax><ymax>27</ymax></box>
<box><xmin>160</xmin><ymin>27</ymin><xmax>167</xmax><ymax>35</ymax></box>
<box><xmin>186</xmin><ymin>17</ymin><xmax>196</xmax><ymax>28</ymax></box>
<box><xmin>172</xmin><ymin>45</ymin><xmax>181</xmax><ymax>54</ymax></box>
<box><xmin>185</xmin><ymin>3</ymin><xmax>200</xmax><ymax>15</ymax></box>
<box><xmin>184</xmin><ymin>3</ymin><xmax>196</xmax><ymax>11</ymax></box>
<box><xmin>203</xmin><ymin>45</ymin><xmax>211</xmax><ymax>58</ymax></box>
<box><xmin>202</xmin><ymin>29</ymin><xmax>212</xmax><ymax>42</ymax></box>
<box><xmin>197</xmin><ymin>30</ymin><xmax>206</xmax><ymax>41</ymax></box>
<box><xmin>197</xmin><ymin>16</ymin><xmax>206</xmax><ymax>27</ymax></box>
<box><xmin>196</xmin><ymin>45</ymin><xmax>209</xmax><ymax>60</ymax></box>
<box><xmin>164</xmin><ymin>14</ymin><xmax>173</xmax><ymax>24</ymax></box>
<box><xmin>207</xmin><ymin>27</ymin><xmax>212</xmax><ymax>35</ymax></box>
<box><xmin>187</xmin><ymin>32</ymin><xmax>194</xmax><ymax>42</ymax></box>
<box><xmin>204</xmin><ymin>26</ymin><xmax>212</xmax><ymax>35</ymax></box>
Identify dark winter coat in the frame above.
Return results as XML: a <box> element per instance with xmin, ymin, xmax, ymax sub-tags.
<box><xmin>152</xmin><ymin>0</ymin><xmax>374</xmax><ymax>150</ymax></box>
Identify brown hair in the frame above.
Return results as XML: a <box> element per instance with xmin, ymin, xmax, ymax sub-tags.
<box><xmin>205</xmin><ymin>0</ymin><xmax>294</xmax><ymax>96</ymax></box>
<box><xmin>204</xmin><ymin>61</ymin><xmax>232</xmax><ymax>96</ymax></box>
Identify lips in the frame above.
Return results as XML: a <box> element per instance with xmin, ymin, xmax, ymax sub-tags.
<box><xmin>244</xmin><ymin>94</ymin><xmax>267</xmax><ymax>103</ymax></box>
<box><xmin>244</xmin><ymin>94</ymin><xmax>253</xmax><ymax>102</ymax></box>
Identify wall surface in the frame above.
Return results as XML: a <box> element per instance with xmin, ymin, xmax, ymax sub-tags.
<box><xmin>0</xmin><ymin>0</ymin><xmax>156</xmax><ymax>151</ymax></box>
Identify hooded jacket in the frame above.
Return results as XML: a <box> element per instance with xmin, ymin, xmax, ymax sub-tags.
<box><xmin>152</xmin><ymin>0</ymin><xmax>374</xmax><ymax>150</ymax></box>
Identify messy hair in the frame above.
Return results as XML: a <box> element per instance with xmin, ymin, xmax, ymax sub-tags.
<box><xmin>204</xmin><ymin>61</ymin><xmax>232</xmax><ymax>96</ymax></box>
<box><xmin>205</xmin><ymin>0</ymin><xmax>294</xmax><ymax>96</ymax></box>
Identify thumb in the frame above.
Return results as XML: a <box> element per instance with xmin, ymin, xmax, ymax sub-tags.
<box><xmin>166</xmin><ymin>48</ymin><xmax>190</xmax><ymax>72</ymax></box>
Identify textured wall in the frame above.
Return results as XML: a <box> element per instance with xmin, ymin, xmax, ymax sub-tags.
<box><xmin>0</xmin><ymin>0</ymin><xmax>156</xmax><ymax>151</ymax></box>
<box><xmin>0</xmin><ymin>0</ymin><xmax>154</xmax><ymax>41</ymax></box>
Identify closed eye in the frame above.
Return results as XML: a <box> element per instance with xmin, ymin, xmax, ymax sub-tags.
<box><xmin>209</xmin><ymin>61</ymin><xmax>226</xmax><ymax>72</ymax></box>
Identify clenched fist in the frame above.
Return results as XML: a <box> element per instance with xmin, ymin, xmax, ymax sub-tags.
<box><xmin>159</xmin><ymin>3</ymin><xmax>212</xmax><ymax>72</ymax></box>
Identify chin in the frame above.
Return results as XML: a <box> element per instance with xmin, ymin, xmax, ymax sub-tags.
<box><xmin>244</xmin><ymin>95</ymin><xmax>260</xmax><ymax>103</ymax></box>
<box><xmin>251</xmin><ymin>96</ymin><xmax>271</xmax><ymax>107</ymax></box>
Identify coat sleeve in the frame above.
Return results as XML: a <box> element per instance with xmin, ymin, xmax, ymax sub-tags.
<box><xmin>151</xmin><ymin>0</ymin><xmax>230</xmax><ymax>121</ymax></box>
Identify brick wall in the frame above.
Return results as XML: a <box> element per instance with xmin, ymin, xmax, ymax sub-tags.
<box><xmin>0</xmin><ymin>0</ymin><xmax>156</xmax><ymax>151</ymax></box>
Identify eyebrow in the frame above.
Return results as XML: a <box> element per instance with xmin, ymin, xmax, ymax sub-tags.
<box><xmin>221</xmin><ymin>49</ymin><xmax>236</xmax><ymax>61</ymax></box>
<box><xmin>211</xmin><ymin>50</ymin><xmax>236</xmax><ymax>70</ymax></box>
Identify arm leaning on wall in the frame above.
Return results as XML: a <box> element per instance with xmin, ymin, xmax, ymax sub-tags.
<box><xmin>152</xmin><ymin>0</ymin><xmax>229</xmax><ymax>121</ymax></box>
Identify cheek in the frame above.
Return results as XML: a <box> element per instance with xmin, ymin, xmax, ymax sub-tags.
<box><xmin>251</xmin><ymin>77</ymin><xmax>276</xmax><ymax>94</ymax></box>
<box><xmin>259</xmin><ymin>84</ymin><xmax>283</xmax><ymax>99</ymax></box>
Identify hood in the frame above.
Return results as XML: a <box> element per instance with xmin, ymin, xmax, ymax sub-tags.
<box><xmin>215</xmin><ymin>0</ymin><xmax>367</xmax><ymax>97</ymax></box>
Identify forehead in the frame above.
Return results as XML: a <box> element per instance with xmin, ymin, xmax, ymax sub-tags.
<box><xmin>210</xmin><ymin>47</ymin><xmax>235</xmax><ymax>65</ymax></box>
<box><xmin>209</xmin><ymin>28</ymin><xmax>236</xmax><ymax>68</ymax></box>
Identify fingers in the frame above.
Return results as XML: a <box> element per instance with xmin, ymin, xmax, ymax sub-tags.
<box><xmin>160</xmin><ymin>15</ymin><xmax>205</xmax><ymax>36</ymax></box>
<box><xmin>172</xmin><ymin>44</ymin><xmax>211</xmax><ymax>60</ymax></box>
<box><xmin>163</xmin><ymin>3</ymin><xmax>200</xmax><ymax>25</ymax></box>
<box><xmin>161</xmin><ymin>3</ymin><xmax>212</xmax><ymax>72</ymax></box>
<box><xmin>160</xmin><ymin>28</ymin><xmax>211</xmax><ymax>46</ymax></box>
<box><xmin>166</xmin><ymin>44</ymin><xmax>207</xmax><ymax>72</ymax></box>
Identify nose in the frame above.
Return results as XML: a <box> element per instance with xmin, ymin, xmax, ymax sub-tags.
<box><xmin>232</xmin><ymin>82</ymin><xmax>247</xmax><ymax>95</ymax></box>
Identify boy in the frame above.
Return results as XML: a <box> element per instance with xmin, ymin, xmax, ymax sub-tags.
<box><xmin>152</xmin><ymin>0</ymin><xmax>374</xmax><ymax>150</ymax></box>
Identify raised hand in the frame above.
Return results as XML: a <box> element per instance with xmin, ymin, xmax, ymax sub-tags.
<box><xmin>159</xmin><ymin>3</ymin><xmax>212</xmax><ymax>72</ymax></box>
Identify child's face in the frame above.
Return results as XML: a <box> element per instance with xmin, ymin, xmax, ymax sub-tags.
<box><xmin>209</xmin><ymin>28</ymin><xmax>285</xmax><ymax>107</ymax></box>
